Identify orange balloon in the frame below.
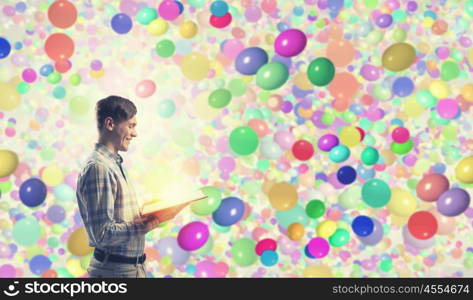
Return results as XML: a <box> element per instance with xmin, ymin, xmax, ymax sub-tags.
<box><xmin>288</xmin><ymin>223</ymin><xmax>305</xmax><ymax>241</ymax></box>
<box><xmin>45</xmin><ymin>33</ymin><xmax>75</xmax><ymax>61</ymax></box>
<box><xmin>333</xmin><ymin>99</ymin><xmax>349</xmax><ymax>112</ymax></box>
<box><xmin>248</xmin><ymin>119</ymin><xmax>270</xmax><ymax>137</ymax></box>
<box><xmin>326</xmin><ymin>39</ymin><xmax>355</xmax><ymax>67</ymax></box>
<box><xmin>328</xmin><ymin>72</ymin><xmax>360</xmax><ymax>102</ymax></box>
<box><xmin>432</xmin><ymin>19</ymin><xmax>448</xmax><ymax>35</ymax></box>
<box><xmin>48</xmin><ymin>0</ymin><xmax>77</xmax><ymax>29</ymax></box>
<box><xmin>55</xmin><ymin>59</ymin><xmax>72</xmax><ymax>73</ymax></box>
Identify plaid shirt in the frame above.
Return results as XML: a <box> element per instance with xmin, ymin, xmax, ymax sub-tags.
<box><xmin>76</xmin><ymin>143</ymin><xmax>149</xmax><ymax>257</ymax></box>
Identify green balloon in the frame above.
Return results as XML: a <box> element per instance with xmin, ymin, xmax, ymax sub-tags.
<box><xmin>13</xmin><ymin>217</ymin><xmax>41</xmax><ymax>246</ymax></box>
<box><xmin>255</xmin><ymin>62</ymin><xmax>289</xmax><ymax>90</ymax></box>
<box><xmin>208</xmin><ymin>88</ymin><xmax>232</xmax><ymax>108</ymax></box>
<box><xmin>361</xmin><ymin>147</ymin><xmax>379</xmax><ymax>166</ymax></box>
<box><xmin>231</xmin><ymin>238</ymin><xmax>257</xmax><ymax>267</ymax></box>
<box><xmin>229</xmin><ymin>126</ymin><xmax>259</xmax><ymax>155</ymax></box>
<box><xmin>329</xmin><ymin>228</ymin><xmax>350</xmax><ymax>247</ymax></box>
<box><xmin>136</xmin><ymin>7</ymin><xmax>157</xmax><ymax>25</ymax></box>
<box><xmin>362</xmin><ymin>179</ymin><xmax>391</xmax><ymax>208</ymax></box>
<box><xmin>156</xmin><ymin>39</ymin><xmax>175</xmax><ymax>58</ymax></box>
<box><xmin>158</xmin><ymin>99</ymin><xmax>176</xmax><ymax>118</ymax></box>
<box><xmin>47</xmin><ymin>72</ymin><xmax>62</xmax><ymax>84</ymax></box>
<box><xmin>69</xmin><ymin>74</ymin><xmax>81</xmax><ymax>86</ymax></box>
<box><xmin>305</xmin><ymin>199</ymin><xmax>325</xmax><ymax>219</ymax></box>
<box><xmin>440</xmin><ymin>61</ymin><xmax>460</xmax><ymax>81</ymax></box>
<box><xmin>416</xmin><ymin>90</ymin><xmax>437</xmax><ymax>108</ymax></box>
<box><xmin>69</xmin><ymin>96</ymin><xmax>90</xmax><ymax>115</ymax></box>
<box><xmin>190</xmin><ymin>186</ymin><xmax>222</xmax><ymax>216</ymax></box>
<box><xmin>228</xmin><ymin>78</ymin><xmax>247</xmax><ymax>97</ymax></box>
<box><xmin>390</xmin><ymin>140</ymin><xmax>413</xmax><ymax>155</ymax></box>
<box><xmin>307</xmin><ymin>57</ymin><xmax>335</xmax><ymax>86</ymax></box>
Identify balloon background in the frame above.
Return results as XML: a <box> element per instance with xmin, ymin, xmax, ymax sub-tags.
<box><xmin>1</xmin><ymin>0</ymin><xmax>473</xmax><ymax>278</ymax></box>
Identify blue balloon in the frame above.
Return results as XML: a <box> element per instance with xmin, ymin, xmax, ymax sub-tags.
<box><xmin>336</xmin><ymin>166</ymin><xmax>357</xmax><ymax>184</ymax></box>
<box><xmin>0</xmin><ymin>37</ymin><xmax>11</xmax><ymax>59</ymax></box>
<box><xmin>235</xmin><ymin>47</ymin><xmax>268</xmax><ymax>75</ymax></box>
<box><xmin>174</xmin><ymin>0</ymin><xmax>184</xmax><ymax>14</ymax></box>
<box><xmin>328</xmin><ymin>0</ymin><xmax>344</xmax><ymax>11</ymax></box>
<box><xmin>20</xmin><ymin>178</ymin><xmax>47</xmax><ymax>207</ymax></box>
<box><xmin>111</xmin><ymin>13</ymin><xmax>133</xmax><ymax>34</ymax></box>
<box><xmin>260</xmin><ymin>250</ymin><xmax>278</xmax><ymax>267</ymax></box>
<box><xmin>392</xmin><ymin>76</ymin><xmax>414</xmax><ymax>97</ymax></box>
<box><xmin>40</xmin><ymin>64</ymin><xmax>54</xmax><ymax>77</ymax></box>
<box><xmin>351</xmin><ymin>216</ymin><xmax>374</xmax><ymax>237</ymax></box>
<box><xmin>357</xmin><ymin>164</ymin><xmax>375</xmax><ymax>180</ymax></box>
<box><xmin>304</xmin><ymin>245</ymin><xmax>314</xmax><ymax>258</ymax></box>
<box><xmin>212</xmin><ymin>196</ymin><xmax>244</xmax><ymax>226</ymax></box>
<box><xmin>29</xmin><ymin>255</ymin><xmax>52</xmax><ymax>275</ymax></box>
<box><xmin>210</xmin><ymin>1</ymin><xmax>229</xmax><ymax>17</ymax></box>
<box><xmin>329</xmin><ymin>145</ymin><xmax>350</xmax><ymax>163</ymax></box>
<box><xmin>277</xmin><ymin>22</ymin><xmax>289</xmax><ymax>32</ymax></box>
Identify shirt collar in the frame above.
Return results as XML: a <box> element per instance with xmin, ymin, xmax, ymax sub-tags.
<box><xmin>95</xmin><ymin>143</ymin><xmax>123</xmax><ymax>165</ymax></box>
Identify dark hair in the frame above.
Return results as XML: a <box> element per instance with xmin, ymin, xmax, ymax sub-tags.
<box><xmin>96</xmin><ymin>95</ymin><xmax>137</xmax><ymax>131</ymax></box>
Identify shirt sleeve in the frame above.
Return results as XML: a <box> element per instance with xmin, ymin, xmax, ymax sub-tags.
<box><xmin>80</xmin><ymin>163</ymin><xmax>148</xmax><ymax>247</ymax></box>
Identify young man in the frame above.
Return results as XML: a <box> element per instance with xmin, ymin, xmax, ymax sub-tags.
<box><xmin>76</xmin><ymin>95</ymin><xmax>181</xmax><ymax>278</ymax></box>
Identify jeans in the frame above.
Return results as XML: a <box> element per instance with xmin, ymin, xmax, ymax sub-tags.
<box><xmin>87</xmin><ymin>256</ymin><xmax>147</xmax><ymax>278</ymax></box>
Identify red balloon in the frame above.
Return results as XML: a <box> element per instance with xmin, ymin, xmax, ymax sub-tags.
<box><xmin>416</xmin><ymin>173</ymin><xmax>449</xmax><ymax>202</ymax></box>
<box><xmin>210</xmin><ymin>12</ymin><xmax>232</xmax><ymax>28</ymax></box>
<box><xmin>45</xmin><ymin>33</ymin><xmax>75</xmax><ymax>61</ymax></box>
<box><xmin>48</xmin><ymin>0</ymin><xmax>78</xmax><ymax>29</ymax></box>
<box><xmin>54</xmin><ymin>59</ymin><xmax>72</xmax><ymax>73</ymax></box>
<box><xmin>356</xmin><ymin>127</ymin><xmax>365</xmax><ymax>141</ymax></box>
<box><xmin>407</xmin><ymin>211</ymin><xmax>438</xmax><ymax>240</ymax></box>
<box><xmin>292</xmin><ymin>140</ymin><xmax>314</xmax><ymax>161</ymax></box>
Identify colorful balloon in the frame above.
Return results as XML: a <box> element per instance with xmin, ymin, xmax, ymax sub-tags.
<box><xmin>177</xmin><ymin>221</ymin><xmax>210</xmax><ymax>251</ymax></box>
<box><xmin>351</xmin><ymin>215</ymin><xmax>374</xmax><ymax>237</ymax></box>
<box><xmin>212</xmin><ymin>197</ymin><xmax>245</xmax><ymax>226</ymax></box>
<box><xmin>292</xmin><ymin>139</ymin><xmax>314</xmax><ymax>161</ymax></box>
<box><xmin>274</xmin><ymin>29</ymin><xmax>307</xmax><ymax>57</ymax></box>
<box><xmin>231</xmin><ymin>238</ymin><xmax>257</xmax><ymax>266</ymax></box>
<box><xmin>362</xmin><ymin>179</ymin><xmax>391</xmax><ymax>208</ymax></box>
<box><xmin>307</xmin><ymin>57</ymin><xmax>335</xmax><ymax>86</ymax></box>
<box><xmin>256</xmin><ymin>62</ymin><xmax>289</xmax><ymax>90</ymax></box>
<box><xmin>336</xmin><ymin>166</ymin><xmax>357</xmax><ymax>185</ymax></box>
<box><xmin>191</xmin><ymin>186</ymin><xmax>222</xmax><ymax>216</ymax></box>
<box><xmin>358</xmin><ymin>218</ymin><xmax>384</xmax><ymax>246</ymax></box>
<box><xmin>48</xmin><ymin>0</ymin><xmax>77</xmax><ymax>29</ymax></box>
<box><xmin>391</xmin><ymin>127</ymin><xmax>410</xmax><ymax>143</ymax></box>
<box><xmin>407</xmin><ymin>211</ymin><xmax>437</xmax><ymax>240</ymax></box>
<box><xmin>210</xmin><ymin>12</ymin><xmax>232</xmax><ymax>28</ymax></box>
<box><xmin>305</xmin><ymin>199</ymin><xmax>325</xmax><ymax>219</ymax></box>
<box><xmin>19</xmin><ymin>178</ymin><xmax>47</xmax><ymax>207</ymax></box>
<box><xmin>235</xmin><ymin>47</ymin><xmax>268</xmax><ymax>75</ymax></box>
<box><xmin>111</xmin><ymin>13</ymin><xmax>133</xmax><ymax>34</ymax></box>
<box><xmin>329</xmin><ymin>228</ymin><xmax>350</xmax><ymax>247</ymax></box>
<box><xmin>260</xmin><ymin>250</ymin><xmax>278</xmax><ymax>267</ymax></box>
<box><xmin>0</xmin><ymin>37</ymin><xmax>11</xmax><ymax>59</ymax></box>
<box><xmin>287</xmin><ymin>223</ymin><xmax>305</xmax><ymax>241</ymax></box>
<box><xmin>135</xmin><ymin>79</ymin><xmax>156</xmax><ymax>98</ymax></box>
<box><xmin>382</xmin><ymin>42</ymin><xmax>416</xmax><ymax>71</ymax></box>
<box><xmin>388</xmin><ymin>187</ymin><xmax>417</xmax><ymax>217</ymax></box>
<box><xmin>268</xmin><ymin>182</ymin><xmax>297</xmax><ymax>211</ymax></box>
<box><xmin>255</xmin><ymin>238</ymin><xmax>277</xmax><ymax>255</ymax></box>
<box><xmin>329</xmin><ymin>145</ymin><xmax>350</xmax><ymax>163</ymax></box>
<box><xmin>44</xmin><ymin>33</ymin><xmax>75</xmax><ymax>61</ymax></box>
<box><xmin>416</xmin><ymin>173</ymin><xmax>449</xmax><ymax>202</ymax></box>
<box><xmin>361</xmin><ymin>147</ymin><xmax>379</xmax><ymax>166</ymax></box>
<box><xmin>0</xmin><ymin>149</ymin><xmax>19</xmax><ymax>177</ymax></box>
<box><xmin>209</xmin><ymin>88</ymin><xmax>232</xmax><ymax>108</ymax></box>
<box><xmin>307</xmin><ymin>237</ymin><xmax>330</xmax><ymax>258</ymax></box>
<box><xmin>437</xmin><ymin>188</ymin><xmax>471</xmax><ymax>217</ymax></box>
<box><xmin>229</xmin><ymin>126</ymin><xmax>259</xmax><ymax>155</ymax></box>
<box><xmin>455</xmin><ymin>156</ymin><xmax>473</xmax><ymax>183</ymax></box>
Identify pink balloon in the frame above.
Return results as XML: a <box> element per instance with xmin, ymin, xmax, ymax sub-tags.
<box><xmin>218</xmin><ymin>156</ymin><xmax>235</xmax><ymax>173</ymax></box>
<box><xmin>158</xmin><ymin>0</ymin><xmax>180</xmax><ymax>21</ymax></box>
<box><xmin>274</xmin><ymin>29</ymin><xmax>307</xmax><ymax>57</ymax></box>
<box><xmin>307</xmin><ymin>237</ymin><xmax>330</xmax><ymax>258</ymax></box>
<box><xmin>436</xmin><ymin>98</ymin><xmax>459</xmax><ymax>119</ymax></box>
<box><xmin>22</xmin><ymin>68</ymin><xmax>37</xmax><ymax>83</ymax></box>
<box><xmin>135</xmin><ymin>79</ymin><xmax>156</xmax><ymax>98</ymax></box>
<box><xmin>222</xmin><ymin>39</ymin><xmax>244</xmax><ymax>59</ymax></box>
<box><xmin>214</xmin><ymin>261</ymin><xmax>228</xmax><ymax>277</ymax></box>
<box><xmin>177</xmin><ymin>221</ymin><xmax>209</xmax><ymax>251</ymax></box>
<box><xmin>195</xmin><ymin>260</ymin><xmax>218</xmax><ymax>278</ymax></box>
<box><xmin>273</xmin><ymin>131</ymin><xmax>295</xmax><ymax>150</ymax></box>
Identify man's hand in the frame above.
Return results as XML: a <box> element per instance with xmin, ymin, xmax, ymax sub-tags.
<box><xmin>133</xmin><ymin>214</ymin><xmax>160</xmax><ymax>232</ymax></box>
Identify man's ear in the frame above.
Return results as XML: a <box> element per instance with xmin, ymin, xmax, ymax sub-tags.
<box><xmin>104</xmin><ymin>117</ymin><xmax>115</xmax><ymax>131</ymax></box>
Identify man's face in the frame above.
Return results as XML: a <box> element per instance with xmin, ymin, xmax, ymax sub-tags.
<box><xmin>114</xmin><ymin>116</ymin><xmax>138</xmax><ymax>152</ymax></box>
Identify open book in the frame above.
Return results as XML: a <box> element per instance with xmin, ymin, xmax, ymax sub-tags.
<box><xmin>141</xmin><ymin>190</ymin><xmax>208</xmax><ymax>217</ymax></box>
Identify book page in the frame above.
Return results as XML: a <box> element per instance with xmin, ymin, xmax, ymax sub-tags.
<box><xmin>141</xmin><ymin>189</ymin><xmax>207</xmax><ymax>215</ymax></box>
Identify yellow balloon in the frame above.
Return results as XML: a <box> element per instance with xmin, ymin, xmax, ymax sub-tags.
<box><xmin>42</xmin><ymin>165</ymin><xmax>64</xmax><ymax>186</ymax></box>
<box><xmin>294</xmin><ymin>72</ymin><xmax>313</xmax><ymax>90</ymax></box>
<box><xmin>429</xmin><ymin>80</ymin><xmax>451</xmax><ymax>99</ymax></box>
<box><xmin>303</xmin><ymin>264</ymin><xmax>333</xmax><ymax>277</ymax></box>
<box><xmin>67</xmin><ymin>227</ymin><xmax>94</xmax><ymax>257</ymax></box>
<box><xmin>268</xmin><ymin>182</ymin><xmax>298</xmax><ymax>211</ymax></box>
<box><xmin>180</xmin><ymin>52</ymin><xmax>210</xmax><ymax>81</ymax></box>
<box><xmin>455</xmin><ymin>156</ymin><xmax>473</xmax><ymax>184</ymax></box>
<box><xmin>66</xmin><ymin>258</ymin><xmax>86</xmax><ymax>277</ymax></box>
<box><xmin>461</xmin><ymin>84</ymin><xmax>473</xmax><ymax>102</ymax></box>
<box><xmin>0</xmin><ymin>150</ymin><xmax>19</xmax><ymax>177</ymax></box>
<box><xmin>288</xmin><ymin>222</ymin><xmax>305</xmax><ymax>241</ymax></box>
<box><xmin>147</xmin><ymin>19</ymin><xmax>168</xmax><ymax>36</ymax></box>
<box><xmin>0</xmin><ymin>82</ymin><xmax>21</xmax><ymax>111</ymax></box>
<box><xmin>388</xmin><ymin>187</ymin><xmax>417</xmax><ymax>217</ymax></box>
<box><xmin>316</xmin><ymin>220</ymin><xmax>337</xmax><ymax>239</ymax></box>
<box><xmin>382</xmin><ymin>42</ymin><xmax>416</xmax><ymax>72</ymax></box>
<box><xmin>179</xmin><ymin>20</ymin><xmax>198</xmax><ymax>39</ymax></box>
<box><xmin>339</xmin><ymin>126</ymin><xmax>361</xmax><ymax>147</ymax></box>
<box><xmin>468</xmin><ymin>48</ymin><xmax>473</xmax><ymax>67</ymax></box>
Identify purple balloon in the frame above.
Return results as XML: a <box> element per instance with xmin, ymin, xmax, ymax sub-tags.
<box><xmin>358</xmin><ymin>218</ymin><xmax>384</xmax><ymax>246</ymax></box>
<box><xmin>46</xmin><ymin>205</ymin><xmax>65</xmax><ymax>223</ymax></box>
<box><xmin>235</xmin><ymin>47</ymin><xmax>268</xmax><ymax>75</ymax></box>
<box><xmin>437</xmin><ymin>188</ymin><xmax>471</xmax><ymax>217</ymax></box>
<box><xmin>317</xmin><ymin>134</ymin><xmax>339</xmax><ymax>151</ymax></box>
<box><xmin>307</xmin><ymin>237</ymin><xmax>330</xmax><ymax>258</ymax></box>
<box><xmin>402</xmin><ymin>226</ymin><xmax>435</xmax><ymax>249</ymax></box>
<box><xmin>274</xmin><ymin>29</ymin><xmax>307</xmax><ymax>57</ymax></box>
<box><xmin>360</xmin><ymin>64</ymin><xmax>381</xmax><ymax>81</ymax></box>
<box><xmin>375</xmin><ymin>14</ymin><xmax>393</xmax><ymax>28</ymax></box>
<box><xmin>177</xmin><ymin>221</ymin><xmax>209</xmax><ymax>251</ymax></box>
